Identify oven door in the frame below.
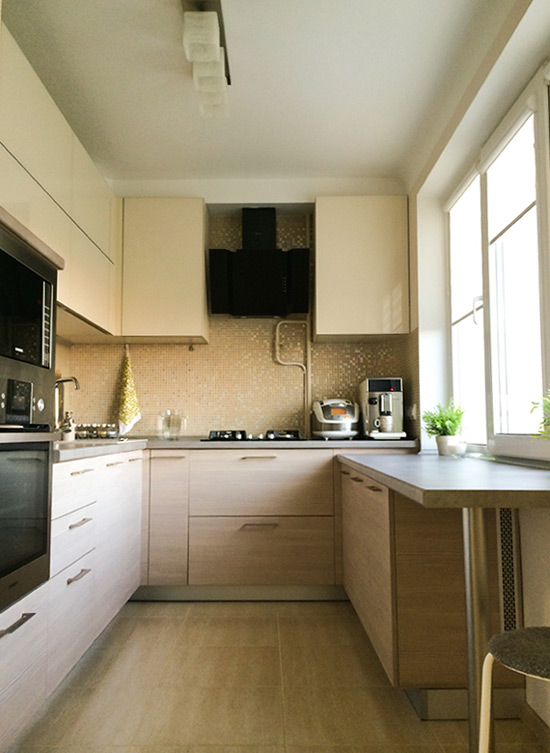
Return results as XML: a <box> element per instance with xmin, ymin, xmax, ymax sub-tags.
<box><xmin>0</xmin><ymin>435</ymin><xmax>52</xmax><ymax>613</ymax></box>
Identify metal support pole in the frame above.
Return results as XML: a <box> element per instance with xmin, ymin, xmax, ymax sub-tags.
<box><xmin>462</xmin><ymin>507</ymin><xmax>493</xmax><ymax>753</ymax></box>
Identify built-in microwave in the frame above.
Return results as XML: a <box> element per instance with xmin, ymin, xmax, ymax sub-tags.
<box><xmin>0</xmin><ymin>222</ymin><xmax>57</xmax><ymax>430</ymax></box>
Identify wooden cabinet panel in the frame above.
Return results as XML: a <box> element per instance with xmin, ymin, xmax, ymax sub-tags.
<box><xmin>189</xmin><ymin>449</ymin><xmax>334</xmax><ymax>516</ymax></box>
<box><xmin>341</xmin><ymin>470</ymin><xmax>396</xmax><ymax>682</ymax></box>
<box><xmin>148</xmin><ymin>451</ymin><xmax>189</xmax><ymax>585</ymax></box>
<box><xmin>0</xmin><ymin>660</ymin><xmax>47</xmax><ymax>752</ymax></box>
<box><xmin>52</xmin><ymin>457</ymin><xmax>102</xmax><ymax>519</ymax></box>
<box><xmin>0</xmin><ymin>584</ymin><xmax>48</xmax><ymax>697</ymax></box>
<box><xmin>46</xmin><ymin>549</ymin><xmax>97</xmax><ymax>694</ymax></box>
<box><xmin>315</xmin><ymin>195</ymin><xmax>409</xmax><ymax>338</ymax></box>
<box><xmin>50</xmin><ymin>502</ymin><xmax>97</xmax><ymax>578</ymax></box>
<box><xmin>122</xmin><ymin>197</ymin><xmax>209</xmax><ymax>340</ymax></box>
<box><xmin>189</xmin><ymin>516</ymin><xmax>335</xmax><ymax>585</ymax></box>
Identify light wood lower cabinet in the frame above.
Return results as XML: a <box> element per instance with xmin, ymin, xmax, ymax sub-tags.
<box><xmin>148</xmin><ymin>450</ymin><xmax>189</xmax><ymax>585</ymax></box>
<box><xmin>341</xmin><ymin>464</ymin><xmax>517</xmax><ymax>690</ymax></box>
<box><xmin>0</xmin><ymin>585</ymin><xmax>48</xmax><ymax>751</ymax></box>
<box><xmin>189</xmin><ymin>515</ymin><xmax>334</xmax><ymax>585</ymax></box>
<box><xmin>188</xmin><ymin>449</ymin><xmax>335</xmax><ymax>586</ymax></box>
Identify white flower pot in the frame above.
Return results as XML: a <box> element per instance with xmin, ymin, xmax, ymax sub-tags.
<box><xmin>435</xmin><ymin>435</ymin><xmax>466</xmax><ymax>456</ymax></box>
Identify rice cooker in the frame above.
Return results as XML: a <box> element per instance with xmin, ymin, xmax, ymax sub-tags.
<box><xmin>311</xmin><ymin>399</ymin><xmax>360</xmax><ymax>439</ymax></box>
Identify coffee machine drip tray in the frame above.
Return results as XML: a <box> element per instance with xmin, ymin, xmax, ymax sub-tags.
<box><xmin>367</xmin><ymin>430</ymin><xmax>407</xmax><ymax>440</ymax></box>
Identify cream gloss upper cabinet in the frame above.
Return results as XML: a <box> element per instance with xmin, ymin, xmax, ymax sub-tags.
<box><xmin>122</xmin><ymin>198</ymin><xmax>209</xmax><ymax>341</ymax></box>
<box><xmin>314</xmin><ymin>195</ymin><xmax>409</xmax><ymax>339</ymax></box>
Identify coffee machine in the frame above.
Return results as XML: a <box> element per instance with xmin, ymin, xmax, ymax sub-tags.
<box><xmin>357</xmin><ymin>377</ymin><xmax>406</xmax><ymax>439</ymax></box>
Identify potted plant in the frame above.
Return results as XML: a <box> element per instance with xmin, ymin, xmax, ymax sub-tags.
<box><xmin>422</xmin><ymin>399</ymin><xmax>465</xmax><ymax>455</ymax></box>
<box><xmin>531</xmin><ymin>390</ymin><xmax>550</xmax><ymax>438</ymax></box>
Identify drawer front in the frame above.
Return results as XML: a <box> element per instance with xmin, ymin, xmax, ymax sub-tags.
<box><xmin>189</xmin><ymin>516</ymin><xmax>335</xmax><ymax>585</ymax></box>
<box><xmin>189</xmin><ymin>449</ymin><xmax>334</xmax><ymax>515</ymax></box>
<box><xmin>47</xmin><ymin>549</ymin><xmax>97</xmax><ymax>694</ymax></box>
<box><xmin>52</xmin><ymin>457</ymin><xmax>102</xmax><ymax>519</ymax></box>
<box><xmin>50</xmin><ymin>502</ymin><xmax>97</xmax><ymax>577</ymax></box>
<box><xmin>0</xmin><ymin>658</ymin><xmax>47</xmax><ymax>752</ymax></box>
<box><xmin>0</xmin><ymin>582</ymin><xmax>48</xmax><ymax>696</ymax></box>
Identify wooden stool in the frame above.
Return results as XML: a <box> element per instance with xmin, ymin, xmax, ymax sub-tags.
<box><xmin>479</xmin><ymin>627</ymin><xmax>550</xmax><ymax>753</ymax></box>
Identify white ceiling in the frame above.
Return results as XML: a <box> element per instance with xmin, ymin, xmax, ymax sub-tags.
<box><xmin>0</xmin><ymin>0</ymin><xmax>524</xmax><ymax>191</ymax></box>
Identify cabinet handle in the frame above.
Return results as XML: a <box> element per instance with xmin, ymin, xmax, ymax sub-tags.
<box><xmin>0</xmin><ymin>612</ymin><xmax>35</xmax><ymax>639</ymax></box>
<box><xmin>240</xmin><ymin>523</ymin><xmax>279</xmax><ymax>530</ymax></box>
<box><xmin>239</xmin><ymin>455</ymin><xmax>277</xmax><ymax>460</ymax></box>
<box><xmin>340</xmin><ymin>470</ymin><xmax>351</xmax><ymax>476</ymax></box>
<box><xmin>67</xmin><ymin>568</ymin><xmax>91</xmax><ymax>585</ymax></box>
<box><xmin>152</xmin><ymin>456</ymin><xmax>186</xmax><ymax>460</ymax></box>
<box><xmin>351</xmin><ymin>476</ymin><xmax>364</xmax><ymax>483</ymax></box>
<box><xmin>106</xmin><ymin>461</ymin><xmax>124</xmax><ymax>467</ymax></box>
<box><xmin>128</xmin><ymin>457</ymin><xmax>142</xmax><ymax>462</ymax></box>
<box><xmin>68</xmin><ymin>517</ymin><xmax>93</xmax><ymax>530</ymax></box>
<box><xmin>367</xmin><ymin>485</ymin><xmax>383</xmax><ymax>492</ymax></box>
<box><xmin>70</xmin><ymin>468</ymin><xmax>95</xmax><ymax>476</ymax></box>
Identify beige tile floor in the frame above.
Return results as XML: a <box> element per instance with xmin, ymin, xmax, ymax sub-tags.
<box><xmin>7</xmin><ymin>600</ymin><xmax>545</xmax><ymax>753</ymax></box>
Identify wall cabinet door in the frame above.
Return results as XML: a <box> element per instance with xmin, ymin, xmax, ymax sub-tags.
<box><xmin>315</xmin><ymin>195</ymin><xmax>409</xmax><ymax>339</ymax></box>
<box><xmin>0</xmin><ymin>27</ymin><xmax>73</xmax><ymax>212</ymax></box>
<box><xmin>148</xmin><ymin>450</ymin><xmax>189</xmax><ymax>585</ymax></box>
<box><xmin>122</xmin><ymin>198</ymin><xmax>209</xmax><ymax>340</ymax></box>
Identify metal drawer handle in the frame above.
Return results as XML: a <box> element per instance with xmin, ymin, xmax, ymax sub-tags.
<box><xmin>240</xmin><ymin>523</ymin><xmax>279</xmax><ymax>530</ymax></box>
<box><xmin>351</xmin><ymin>476</ymin><xmax>364</xmax><ymax>483</ymax></box>
<box><xmin>240</xmin><ymin>455</ymin><xmax>277</xmax><ymax>460</ymax></box>
<box><xmin>367</xmin><ymin>485</ymin><xmax>383</xmax><ymax>492</ymax></box>
<box><xmin>152</xmin><ymin>456</ymin><xmax>186</xmax><ymax>460</ymax></box>
<box><xmin>128</xmin><ymin>457</ymin><xmax>142</xmax><ymax>462</ymax></box>
<box><xmin>0</xmin><ymin>612</ymin><xmax>35</xmax><ymax>639</ymax></box>
<box><xmin>70</xmin><ymin>467</ymin><xmax>95</xmax><ymax>476</ymax></box>
<box><xmin>68</xmin><ymin>517</ymin><xmax>93</xmax><ymax>530</ymax></box>
<box><xmin>340</xmin><ymin>470</ymin><xmax>351</xmax><ymax>476</ymax></box>
<box><xmin>67</xmin><ymin>568</ymin><xmax>91</xmax><ymax>585</ymax></box>
<box><xmin>106</xmin><ymin>461</ymin><xmax>124</xmax><ymax>467</ymax></box>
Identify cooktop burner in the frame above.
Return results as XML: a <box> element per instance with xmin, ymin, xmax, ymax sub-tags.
<box><xmin>203</xmin><ymin>429</ymin><xmax>303</xmax><ymax>441</ymax></box>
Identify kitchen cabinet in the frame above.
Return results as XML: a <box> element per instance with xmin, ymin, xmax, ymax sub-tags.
<box><xmin>314</xmin><ymin>195</ymin><xmax>409</xmax><ymax>339</ymax></box>
<box><xmin>122</xmin><ymin>198</ymin><xmax>209</xmax><ymax>341</ymax></box>
<box><xmin>148</xmin><ymin>450</ymin><xmax>189</xmax><ymax>585</ymax></box>
<box><xmin>188</xmin><ymin>449</ymin><xmax>335</xmax><ymax>585</ymax></box>
<box><xmin>340</xmin><ymin>465</ymin><xmax>517</xmax><ymax>689</ymax></box>
<box><xmin>0</xmin><ymin>24</ymin><xmax>121</xmax><ymax>335</ymax></box>
<box><xmin>0</xmin><ymin>26</ymin><xmax>73</xmax><ymax>211</ymax></box>
<box><xmin>0</xmin><ymin>585</ymin><xmax>48</xmax><ymax>752</ymax></box>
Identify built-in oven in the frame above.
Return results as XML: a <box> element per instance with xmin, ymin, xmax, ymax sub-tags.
<box><xmin>0</xmin><ymin>433</ymin><xmax>52</xmax><ymax>613</ymax></box>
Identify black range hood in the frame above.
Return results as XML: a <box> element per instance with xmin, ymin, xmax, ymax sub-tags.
<box><xmin>208</xmin><ymin>208</ymin><xmax>310</xmax><ymax>317</ymax></box>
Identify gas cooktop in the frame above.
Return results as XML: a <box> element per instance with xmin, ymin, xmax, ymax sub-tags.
<box><xmin>202</xmin><ymin>429</ymin><xmax>303</xmax><ymax>441</ymax></box>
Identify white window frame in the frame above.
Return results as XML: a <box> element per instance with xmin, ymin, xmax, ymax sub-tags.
<box><xmin>446</xmin><ymin>63</ymin><xmax>550</xmax><ymax>461</ymax></box>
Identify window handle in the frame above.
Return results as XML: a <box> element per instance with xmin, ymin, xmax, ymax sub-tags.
<box><xmin>473</xmin><ymin>296</ymin><xmax>484</xmax><ymax>325</ymax></box>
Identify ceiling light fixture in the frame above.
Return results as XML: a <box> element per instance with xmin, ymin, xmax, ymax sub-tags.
<box><xmin>182</xmin><ymin>0</ymin><xmax>231</xmax><ymax>119</ymax></box>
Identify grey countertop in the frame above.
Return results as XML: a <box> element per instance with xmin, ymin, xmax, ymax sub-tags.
<box><xmin>53</xmin><ymin>435</ymin><xmax>419</xmax><ymax>461</ymax></box>
<box><xmin>338</xmin><ymin>452</ymin><xmax>550</xmax><ymax>508</ymax></box>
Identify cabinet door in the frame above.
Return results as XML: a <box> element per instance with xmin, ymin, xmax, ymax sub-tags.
<box><xmin>0</xmin><ymin>27</ymin><xmax>73</xmax><ymax>211</ymax></box>
<box><xmin>341</xmin><ymin>468</ymin><xmax>397</xmax><ymax>683</ymax></box>
<box><xmin>50</xmin><ymin>501</ymin><xmax>97</xmax><ymax>578</ymax></box>
<box><xmin>315</xmin><ymin>195</ymin><xmax>409</xmax><ymax>338</ymax></box>
<box><xmin>149</xmin><ymin>451</ymin><xmax>189</xmax><ymax>585</ymax></box>
<box><xmin>0</xmin><ymin>143</ymin><xmax>72</xmax><ymax>260</ymax></box>
<box><xmin>189</xmin><ymin>449</ymin><xmax>334</xmax><ymax>515</ymax></box>
<box><xmin>46</xmin><ymin>549</ymin><xmax>97</xmax><ymax>695</ymax></box>
<box><xmin>52</xmin><ymin>457</ymin><xmax>102</xmax><ymax>519</ymax></box>
<box><xmin>122</xmin><ymin>198</ymin><xmax>209</xmax><ymax>340</ymax></box>
<box><xmin>189</xmin><ymin>515</ymin><xmax>335</xmax><ymax>586</ymax></box>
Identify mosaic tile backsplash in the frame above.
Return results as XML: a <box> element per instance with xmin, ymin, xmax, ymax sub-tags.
<box><xmin>56</xmin><ymin>322</ymin><xmax>420</xmax><ymax>438</ymax></box>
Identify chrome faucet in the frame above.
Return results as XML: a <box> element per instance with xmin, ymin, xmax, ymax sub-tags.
<box><xmin>55</xmin><ymin>376</ymin><xmax>80</xmax><ymax>429</ymax></box>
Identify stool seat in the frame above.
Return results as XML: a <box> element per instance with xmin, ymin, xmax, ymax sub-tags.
<box><xmin>488</xmin><ymin>626</ymin><xmax>550</xmax><ymax>679</ymax></box>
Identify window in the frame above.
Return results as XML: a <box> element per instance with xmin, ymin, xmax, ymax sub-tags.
<box><xmin>449</xmin><ymin>177</ymin><xmax>486</xmax><ymax>444</ymax></box>
<box><xmin>447</xmin><ymin>66</ymin><xmax>550</xmax><ymax>459</ymax></box>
